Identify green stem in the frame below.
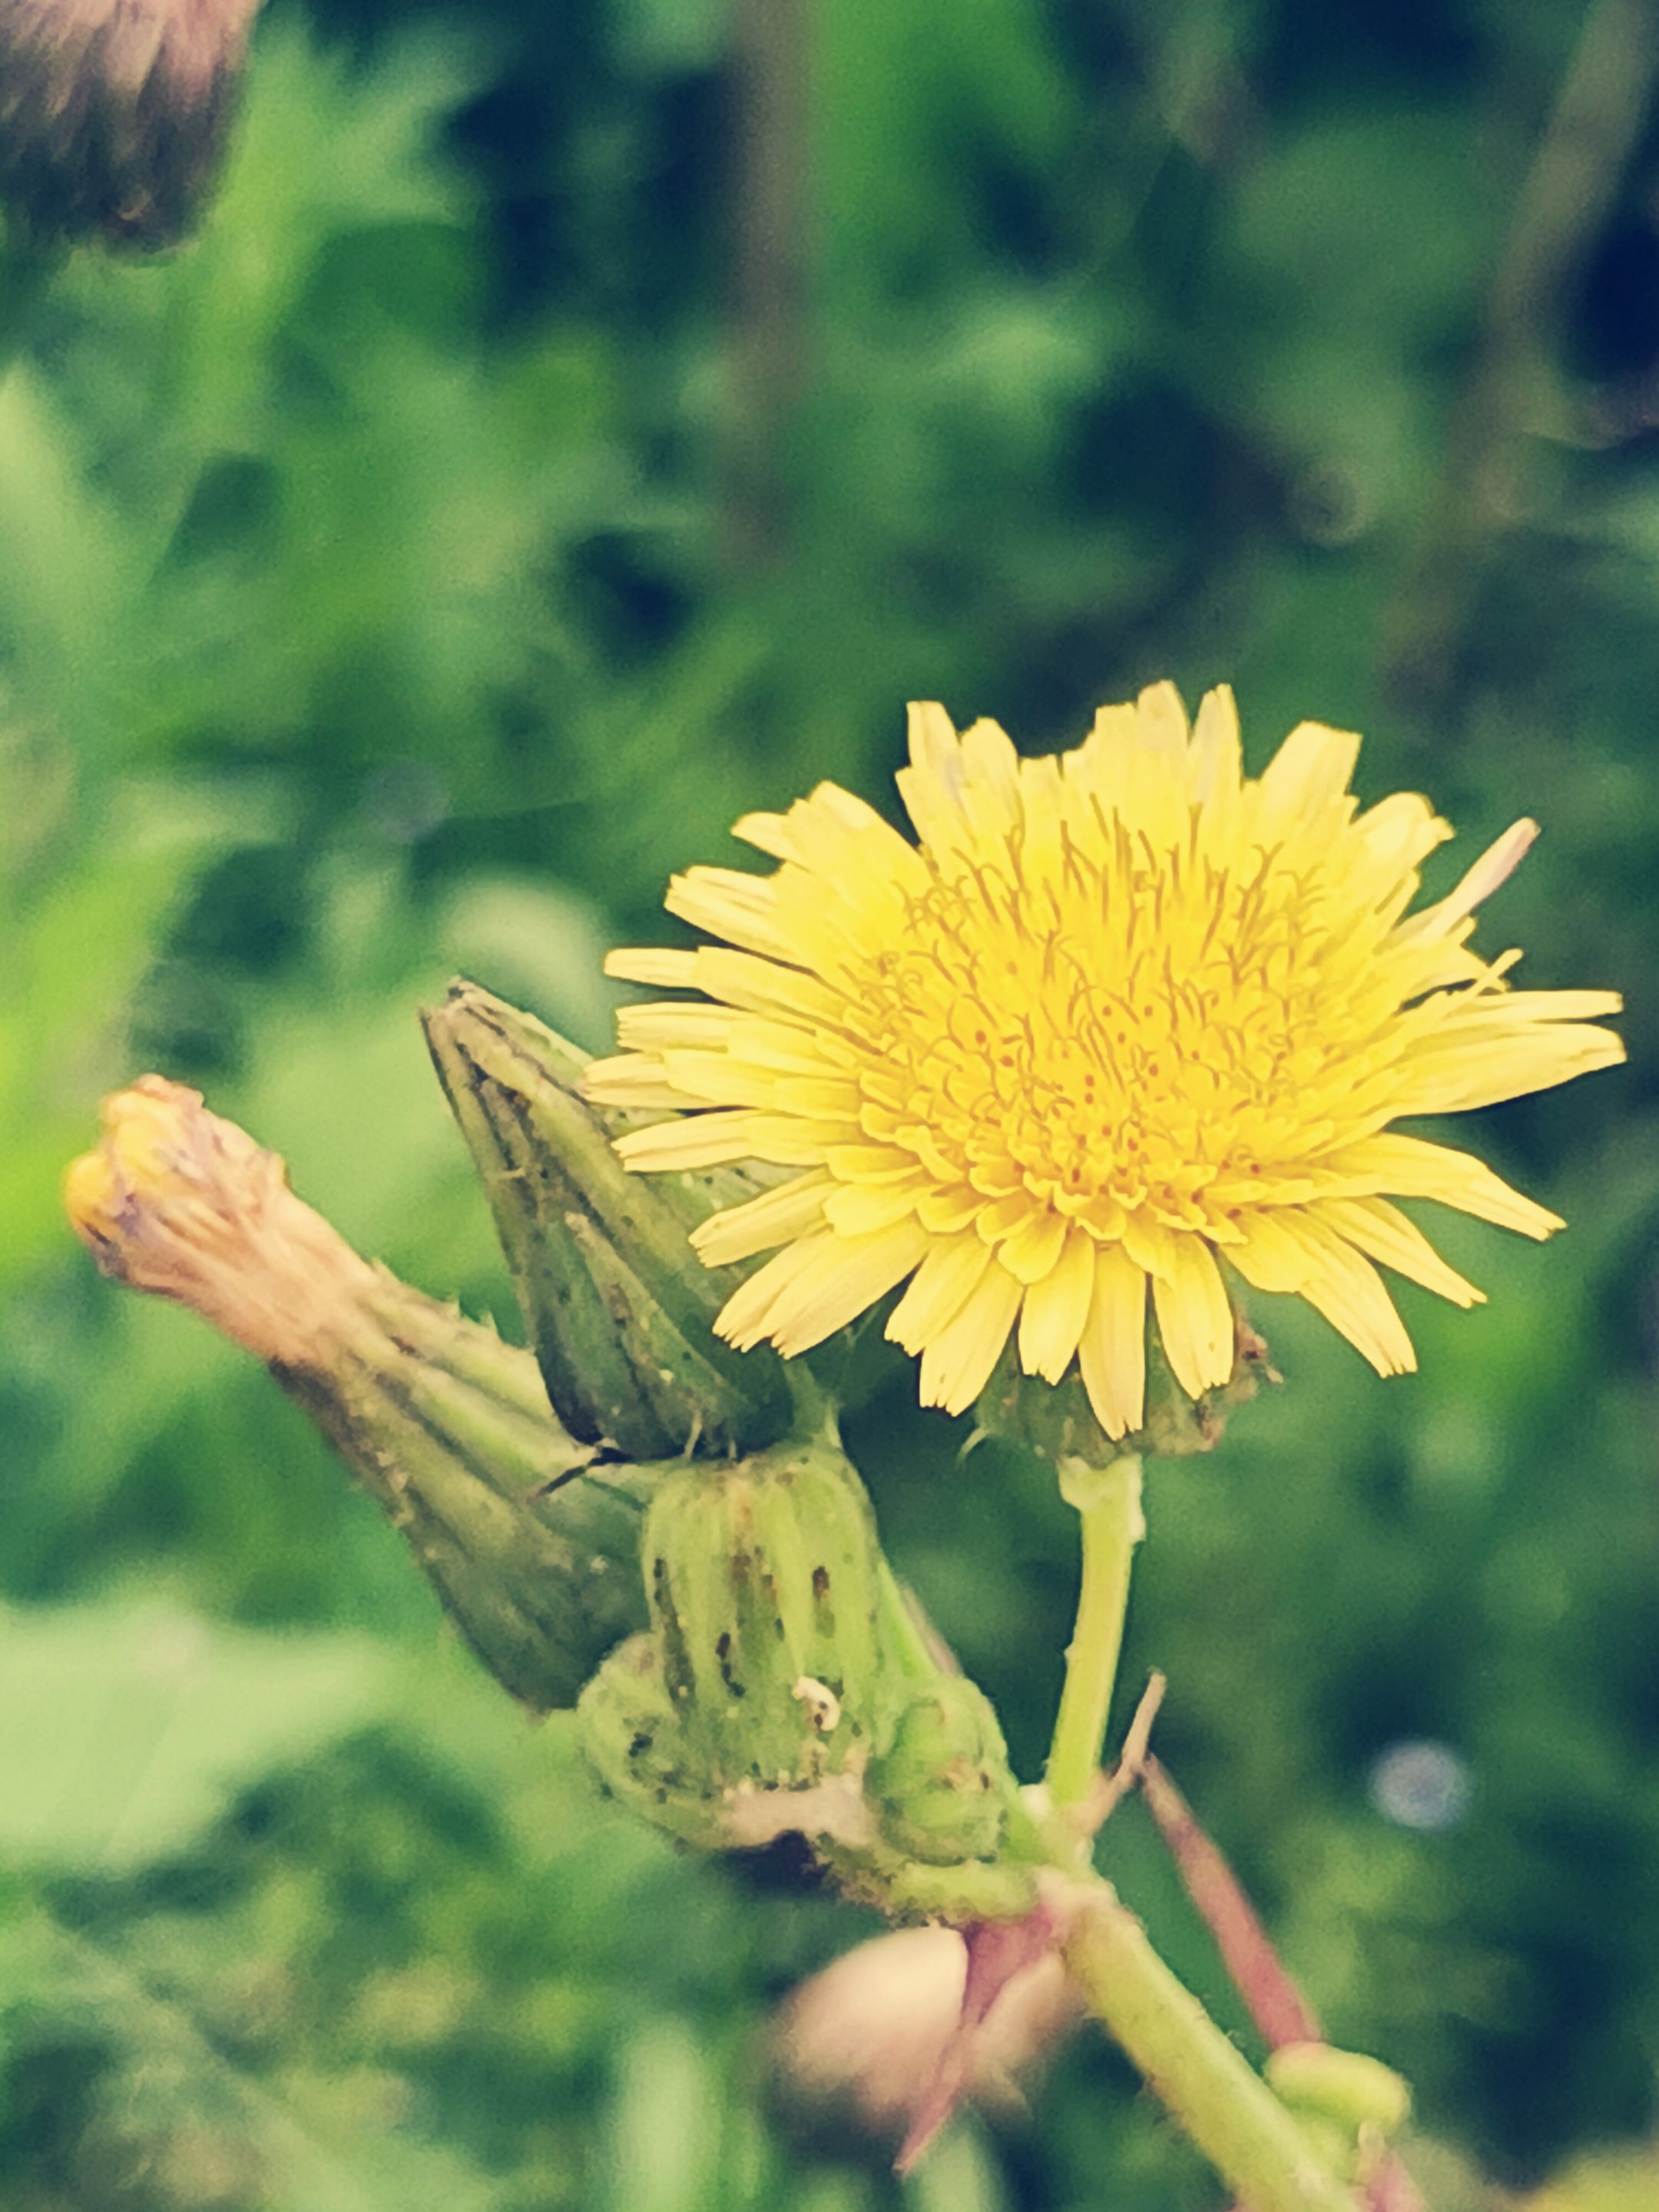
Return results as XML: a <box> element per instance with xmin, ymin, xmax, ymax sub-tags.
<box><xmin>1059</xmin><ymin>1878</ymin><xmax>1359</xmax><ymax>2212</ymax></box>
<box><xmin>1045</xmin><ymin>1455</ymin><xmax>1144</xmax><ymax>1808</ymax></box>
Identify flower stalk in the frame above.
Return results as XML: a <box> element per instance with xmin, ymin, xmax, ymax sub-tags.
<box><xmin>1044</xmin><ymin>1454</ymin><xmax>1144</xmax><ymax>1813</ymax></box>
<box><xmin>1057</xmin><ymin>1876</ymin><xmax>1360</xmax><ymax>2212</ymax></box>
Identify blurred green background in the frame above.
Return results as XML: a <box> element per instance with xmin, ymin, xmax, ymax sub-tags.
<box><xmin>2</xmin><ymin>0</ymin><xmax>1657</xmax><ymax>2205</ymax></box>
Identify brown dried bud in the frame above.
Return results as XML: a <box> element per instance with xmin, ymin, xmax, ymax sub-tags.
<box><xmin>0</xmin><ymin>0</ymin><xmax>262</xmax><ymax>249</ymax></box>
<box><xmin>65</xmin><ymin>1075</ymin><xmax>652</xmax><ymax>1712</ymax></box>
<box><xmin>65</xmin><ymin>1073</ymin><xmax>375</xmax><ymax>1365</ymax></box>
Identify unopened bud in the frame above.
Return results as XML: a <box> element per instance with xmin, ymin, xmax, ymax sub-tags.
<box><xmin>422</xmin><ymin>982</ymin><xmax>794</xmax><ymax>1462</ymax></box>
<box><xmin>1265</xmin><ymin>2042</ymin><xmax>1411</xmax><ymax>2137</ymax></box>
<box><xmin>65</xmin><ymin>1074</ymin><xmax>375</xmax><ymax>1361</ymax></box>
<box><xmin>1263</xmin><ymin>2041</ymin><xmax>1412</xmax><ymax>2189</ymax></box>
<box><xmin>771</xmin><ymin>1921</ymin><xmax>1084</xmax><ymax>2153</ymax></box>
<box><xmin>578</xmin><ymin>1428</ymin><xmax>1040</xmax><ymax>1920</ymax></box>
<box><xmin>0</xmin><ymin>0</ymin><xmax>263</xmax><ymax>250</ymax></box>
<box><xmin>579</xmin><ymin>1435</ymin><xmax>899</xmax><ymax>1837</ymax></box>
<box><xmin>865</xmin><ymin>1676</ymin><xmax>1021</xmax><ymax>1868</ymax></box>
<box><xmin>66</xmin><ymin>1075</ymin><xmax>648</xmax><ymax>1710</ymax></box>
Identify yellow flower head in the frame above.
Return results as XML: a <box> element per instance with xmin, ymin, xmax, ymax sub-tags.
<box><xmin>584</xmin><ymin>686</ymin><xmax>1624</xmax><ymax>1439</ymax></box>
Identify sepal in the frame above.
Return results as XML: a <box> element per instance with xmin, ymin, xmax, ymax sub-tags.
<box><xmin>977</xmin><ymin>1310</ymin><xmax>1274</xmax><ymax>1470</ymax></box>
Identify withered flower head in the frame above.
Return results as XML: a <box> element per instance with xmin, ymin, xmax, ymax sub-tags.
<box><xmin>65</xmin><ymin>1072</ymin><xmax>376</xmax><ymax>1364</ymax></box>
<box><xmin>0</xmin><ymin>0</ymin><xmax>263</xmax><ymax>249</ymax></box>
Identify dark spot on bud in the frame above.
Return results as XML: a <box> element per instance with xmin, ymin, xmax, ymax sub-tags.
<box><xmin>714</xmin><ymin>1628</ymin><xmax>746</xmax><ymax>1697</ymax></box>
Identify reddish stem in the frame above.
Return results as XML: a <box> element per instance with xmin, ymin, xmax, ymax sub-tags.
<box><xmin>1139</xmin><ymin>1753</ymin><xmax>1320</xmax><ymax>2049</ymax></box>
<box><xmin>1140</xmin><ymin>1755</ymin><xmax>1428</xmax><ymax>2212</ymax></box>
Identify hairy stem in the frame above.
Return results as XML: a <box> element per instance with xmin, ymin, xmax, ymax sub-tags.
<box><xmin>1059</xmin><ymin>1877</ymin><xmax>1359</xmax><ymax>2212</ymax></box>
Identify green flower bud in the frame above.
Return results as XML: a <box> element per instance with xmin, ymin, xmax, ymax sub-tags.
<box><xmin>1264</xmin><ymin>2042</ymin><xmax>1411</xmax><ymax>2137</ymax></box>
<box><xmin>66</xmin><ymin>1075</ymin><xmax>648</xmax><ymax>1713</ymax></box>
<box><xmin>577</xmin><ymin>1426</ymin><xmax>1041</xmax><ymax>1922</ymax></box>
<box><xmin>422</xmin><ymin>982</ymin><xmax>793</xmax><ymax>1462</ymax></box>
<box><xmin>641</xmin><ymin>1433</ymin><xmax>900</xmax><ymax>1783</ymax></box>
<box><xmin>576</xmin><ymin>1435</ymin><xmax>901</xmax><ymax>1860</ymax></box>
<box><xmin>1260</xmin><ymin>2040</ymin><xmax>1413</xmax><ymax>2190</ymax></box>
<box><xmin>865</xmin><ymin>1676</ymin><xmax>1020</xmax><ymax>1866</ymax></box>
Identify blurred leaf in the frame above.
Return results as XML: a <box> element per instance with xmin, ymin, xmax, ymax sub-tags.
<box><xmin>0</xmin><ymin>1603</ymin><xmax>393</xmax><ymax>1872</ymax></box>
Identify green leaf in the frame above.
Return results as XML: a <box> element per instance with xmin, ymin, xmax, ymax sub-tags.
<box><xmin>0</xmin><ymin>1602</ymin><xmax>394</xmax><ymax>1872</ymax></box>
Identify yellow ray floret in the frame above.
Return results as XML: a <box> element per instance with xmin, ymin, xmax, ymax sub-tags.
<box><xmin>586</xmin><ymin>685</ymin><xmax>1624</xmax><ymax>1437</ymax></box>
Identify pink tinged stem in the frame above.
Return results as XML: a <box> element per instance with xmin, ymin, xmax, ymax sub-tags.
<box><xmin>1141</xmin><ymin>1758</ymin><xmax>1428</xmax><ymax>2212</ymax></box>
<box><xmin>894</xmin><ymin>1902</ymin><xmax>1066</xmax><ymax>2174</ymax></box>
<box><xmin>1139</xmin><ymin>1754</ymin><xmax>1321</xmax><ymax>2050</ymax></box>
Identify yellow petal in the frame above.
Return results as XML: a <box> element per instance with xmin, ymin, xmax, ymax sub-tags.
<box><xmin>1224</xmin><ymin>1210</ymin><xmax>1317</xmax><ymax>1295</ymax></box>
<box><xmin>1256</xmin><ymin>719</ymin><xmax>1361</xmax><ymax>838</ymax></box>
<box><xmin>581</xmin><ymin>1056</ymin><xmax>687</xmax><ymax>1113</ymax></box>
<box><xmin>689</xmin><ymin>946</ymin><xmax>848</xmax><ymax>1027</ymax></box>
<box><xmin>718</xmin><ymin>1221</ymin><xmax>929</xmax><ymax>1356</ymax></box>
<box><xmin>822</xmin><ymin>1176</ymin><xmax>926</xmax><ymax>1238</ymax></box>
<box><xmin>604</xmin><ymin>946</ymin><xmax>700</xmax><ymax>987</ymax></box>
<box><xmin>614</xmin><ymin>1001</ymin><xmax>744</xmax><ymax>1052</ymax></box>
<box><xmin>611</xmin><ymin>1109</ymin><xmax>774</xmax><ymax>1171</ymax></box>
<box><xmin>915</xmin><ymin>1184</ymin><xmax>984</xmax><ymax>1235</ymax></box>
<box><xmin>1266</xmin><ymin>1211</ymin><xmax>1416</xmax><ymax>1376</ymax></box>
<box><xmin>665</xmin><ymin>865</ymin><xmax>792</xmax><ymax>959</ymax></box>
<box><xmin>896</xmin><ymin>701</ymin><xmax>971</xmax><ymax>853</ymax></box>
<box><xmin>1315</xmin><ymin>1196</ymin><xmax>1484</xmax><ymax>1309</ymax></box>
<box><xmin>1395</xmin><ymin>818</ymin><xmax>1536</xmax><ymax>944</ymax></box>
<box><xmin>1151</xmin><ymin>1234</ymin><xmax>1234</xmax><ymax>1399</ymax></box>
<box><xmin>916</xmin><ymin>1262</ymin><xmax>1024</xmax><ymax>1415</ymax></box>
<box><xmin>1017</xmin><ymin>1228</ymin><xmax>1095</xmax><ymax>1384</ymax></box>
<box><xmin>886</xmin><ymin>1233</ymin><xmax>992</xmax><ymax>1353</ymax></box>
<box><xmin>691</xmin><ymin>1172</ymin><xmax>833</xmax><ymax>1265</ymax></box>
<box><xmin>998</xmin><ymin>1206</ymin><xmax>1068</xmax><ymax>1286</ymax></box>
<box><xmin>1133</xmin><ymin>680</ymin><xmax>1192</xmax><ymax>764</ymax></box>
<box><xmin>1189</xmin><ymin>684</ymin><xmax>1241</xmax><ymax>805</ymax></box>
<box><xmin>1330</xmin><ymin>1133</ymin><xmax>1564</xmax><ymax>1236</ymax></box>
<box><xmin>955</xmin><ymin>716</ymin><xmax>1025</xmax><ymax>848</ymax></box>
<box><xmin>1078</xmin><ymin>1243</ymin><xmax>1147</xmax><ymax>1439</ymax></box>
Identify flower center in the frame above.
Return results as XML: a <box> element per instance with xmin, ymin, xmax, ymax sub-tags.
<box><xmin>853</xmin><ymin>823</ymin><xmax>1386</xmax><ymax>1239</ymax></box>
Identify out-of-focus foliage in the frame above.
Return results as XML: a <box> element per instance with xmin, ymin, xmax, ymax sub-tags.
<box><xmin>3</xmin><ymin>0</ymin><xmax>1657</xmax><ymax>2205</ymax></box>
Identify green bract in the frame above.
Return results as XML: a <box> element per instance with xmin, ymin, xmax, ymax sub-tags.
<box><xmin>423</xmin><ymin>983</ymin><xmax>795</xmax><ymax>1462</ymax></box>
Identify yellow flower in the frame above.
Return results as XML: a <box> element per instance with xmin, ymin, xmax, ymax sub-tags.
<box><xmin>584</xmin><ymin>686</ymin><xmax>1624</xmax><ymax>1439</ymax></box>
